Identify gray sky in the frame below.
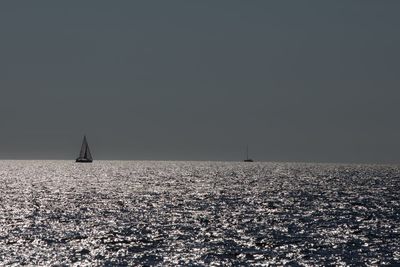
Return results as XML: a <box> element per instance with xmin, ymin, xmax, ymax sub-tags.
<box><xmin>0</xmin><ymin>1</ymin><xmax>399</xmax><ymax>163</ymax></box>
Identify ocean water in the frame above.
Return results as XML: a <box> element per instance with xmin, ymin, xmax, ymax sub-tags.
<box><xmin>0</xmin><ymin>160</ymin><xmax>399</xmax><ymax>266</ymax></box>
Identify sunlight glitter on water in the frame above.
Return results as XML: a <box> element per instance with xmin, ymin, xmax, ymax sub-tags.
<box><xmin>0</xmin><ymin>160</ymin><xmax>399</xmax><ymax>266</ymax></box>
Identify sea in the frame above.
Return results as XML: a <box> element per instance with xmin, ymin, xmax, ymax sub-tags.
<box><xmin>0</xmin><ymin>160</ymin><xmax>399</xmax><ymax>266</ymax></box>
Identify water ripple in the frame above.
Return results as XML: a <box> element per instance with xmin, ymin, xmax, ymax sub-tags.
<box><xmin>0</xmin><ymin>160</ymin><xmax>399</xmax><ymax>265</ymax></box>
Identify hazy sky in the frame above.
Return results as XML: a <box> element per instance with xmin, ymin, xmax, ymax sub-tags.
<box><xmin>1</xmin><ymin>1</ymin><xmax>399</xmax><ymax>163</ymax></box>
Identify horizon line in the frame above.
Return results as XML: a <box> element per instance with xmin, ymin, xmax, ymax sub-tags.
<box><xmin>0</xmin><ymin>158</ymin><xmax>398</xmax><ymax>166</ymax></box>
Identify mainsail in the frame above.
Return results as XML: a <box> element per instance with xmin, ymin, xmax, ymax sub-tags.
<box><xmin>76</xmin><ymin>135</ymin><xmax>93</xmax><ymax>162</ymax></box>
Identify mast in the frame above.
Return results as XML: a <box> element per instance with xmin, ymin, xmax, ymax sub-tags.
<box><xmin>79</xmin><ymin>135</ymin><xmax>87</xmax><ymax>159</ymax></box>
<box><xmin>244</xmin><ymin>144</ymin><xmax>253</xmax><ymax>162</ymax></box>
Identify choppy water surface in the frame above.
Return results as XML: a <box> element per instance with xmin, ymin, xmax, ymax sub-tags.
<box><xmin>0</xmin><ymin>161</ymin><xmax>399</xmax><ymax>266</ymax></box>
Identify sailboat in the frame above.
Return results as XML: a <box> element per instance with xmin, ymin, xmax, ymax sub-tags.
<box><xmin>76</xmin><ymin>135</ymin><xmax>93</xmax><ymax>163</ymax></box>
<box><xmin>244</xmin><ymin>145</ymin><xmax>254</xmax><ymax>162</ymax></box>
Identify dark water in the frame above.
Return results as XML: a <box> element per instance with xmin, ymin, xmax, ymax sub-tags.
<box><xmin>0</xmin><ymin>160</ymin><xmax>399</xmax><ymax>266</ymax></box>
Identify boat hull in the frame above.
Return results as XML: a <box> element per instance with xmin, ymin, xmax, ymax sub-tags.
<box><xmin>76</xmin><ymin>158</ymin><xmax>93</xmax><ymax>163</ymax></box>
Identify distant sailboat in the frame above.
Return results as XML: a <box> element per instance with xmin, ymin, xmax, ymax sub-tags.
<box><xmin>76</xmin><ymin>135</ymin><xmax>93</xmax><ymax>163</ymax></box>
<box><xmin>244</xmin><ymin>145</ymin><xmax>254</xmax><ymax>162</ymax></box>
